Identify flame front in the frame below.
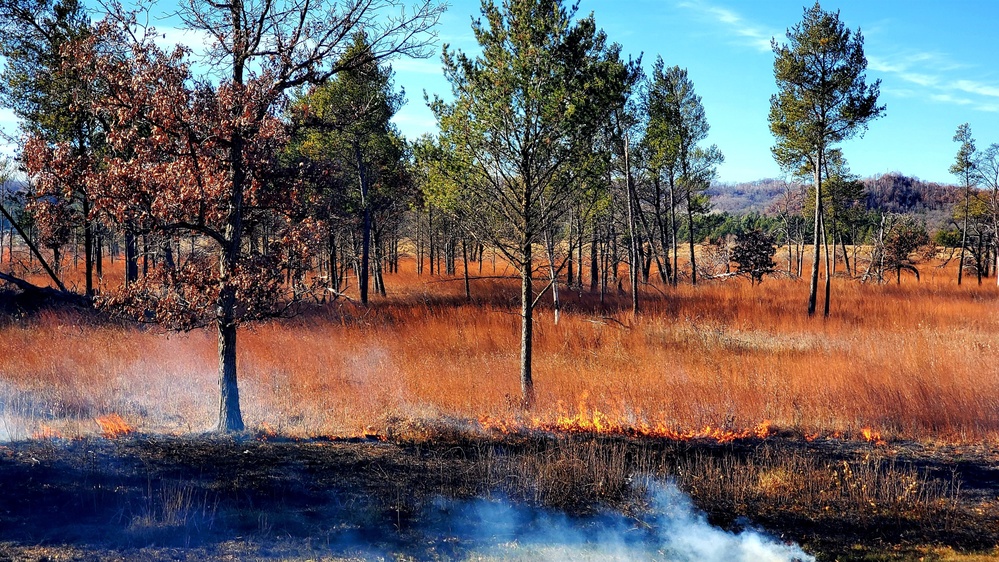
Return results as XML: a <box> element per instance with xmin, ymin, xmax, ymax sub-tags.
<box><xmin>479</xmin><ymin>396</ymin><xmax>774</xmax><ymax>443</ymax></box>
<box><xmin>860</xmin><ymin>427</ymin><xmax>886</xmax><ymax>445</ymax></box>
<box><xmin>95</xmin><ymin>414</ymin><xmax>133</xmax><ymax>438</ymax></box>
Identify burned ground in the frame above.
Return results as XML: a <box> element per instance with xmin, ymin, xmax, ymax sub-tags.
<box><xmin>0</xmin><ymin>426</ymin><xmax>997</xmax><ymax>561</ymax></box>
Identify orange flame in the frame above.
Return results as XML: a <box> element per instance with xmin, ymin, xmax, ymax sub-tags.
<box><xmin>32</xmin><ymin>425</ymin><xmax>62</xmax><ymax>440</ymax></box>
<box><xmin>861</xmin><ymin>427</ymin><xmax>886</xmax><ymax>446</ymax></box>
<box><xmin>95</xmin><ymin>414</ymin><xmax>133</xmax><ymax>438</ymax></box>
<box><xmin>478</xmin><ymin>396</ymin><xmax>774</xmax><ymax>443</ymax></box>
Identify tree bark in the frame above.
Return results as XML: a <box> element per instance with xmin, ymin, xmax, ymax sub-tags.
<box><xmin>216</xmin><ymin>88</ymin><xmax>247</xmax><ymax>432</ymax></box>
<box><xmin>669</xmin><ymin>175</ymin><xmax>679</xmax><ymax>287</ymax></box>
<box><xmin>808</xmin><ymin>154</ymin><xmax>823</xmax><ymax>316</ymax></box>
<box><xmin>82</xmin><ymin>197</ymin><xmax>94</xmax><ymax>296</ymax></box>
<box><xmin>355</xmin><ymin>141</ymin><xmax>371</xmax><ymax>305</ymax></box>
<box><xmin>687</xmin><ymin>188</ymin><xmax>697</xmax><ymax>285</ymax></box>
<box><xmin>462</xmin><ymin>238</ymin><xmax>471</xmax><ymax>301</ymax></box>
<box><xmin>958</xmin><ymin>182</ymin><xmax>970</xmax><ymax>285</ymax></box>
<box><xmin>124</xmin><ymin>230</ymin><xmax>138</xmax><ymax>285</ymax></box>
<box><xmin>216</xmin><ymin>290</ymin><xmax>243</xmax><ymax>432</ymax></box>
<box><xmin>589</xmin><ymin>227</ymin><xmax>599</xmax><ymax>292</ymax></box>
<box><xmin>821</xmin><ymin>211</ymin><xmax>831</xmax><ymax>317</ymax></box>
<box><xmin>624</xmin><ymin>134</ymin><xmax>639</xmax><ymax>314</ymax></box>
<box><xmin>520</xmin><ymin>242</ymin><xmax>535</xmax><ymax>409</ymax></box>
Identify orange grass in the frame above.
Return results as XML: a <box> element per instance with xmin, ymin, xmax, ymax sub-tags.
<box><xmin>1</xmin><ymin>250</ymin><xmax>998</xmax><ymax>443</ymax></box>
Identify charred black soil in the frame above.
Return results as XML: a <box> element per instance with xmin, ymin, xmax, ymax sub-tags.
<box><xmin>0</xmin><ymin>425</ymin><xmax>997</xmax><ymax>561</ymax></box>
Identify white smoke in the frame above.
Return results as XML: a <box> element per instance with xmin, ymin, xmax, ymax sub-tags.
<box><xmin>423</xmin><ymin>479</ymin><xmax>814</xmax><ymax>562</ymax></box>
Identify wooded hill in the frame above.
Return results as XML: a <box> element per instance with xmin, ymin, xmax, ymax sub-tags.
<box><xmin>708</xmin><ymin>173</ymin><xmax>963</xmax><ymax>231</ymax></box>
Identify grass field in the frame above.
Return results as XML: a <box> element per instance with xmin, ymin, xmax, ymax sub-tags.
<box><xmin>1</xmin><ymin>250</ymin><xmax>996</xmax><ymax>444</ymax></box>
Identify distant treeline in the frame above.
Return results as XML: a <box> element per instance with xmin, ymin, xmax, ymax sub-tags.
<box><xmin>708</xmin><ymin>173</ymin><xmax>962</xmax><ymax>232</ymax></box>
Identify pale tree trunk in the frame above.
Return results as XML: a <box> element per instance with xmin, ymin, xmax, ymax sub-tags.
<box><xmin>543</xmin><ymin>229</ymin><xmax>561</xmax><ymax>325</ymax></box>
<box><xmin>786</xmin><ymin>222</ymin><xmax>793</xmax><ymax>277</ymax></box>
<box><xmin>995</xmin><ymin>241</ymin><xmax>999</xmax><ymax>287</ymax></box>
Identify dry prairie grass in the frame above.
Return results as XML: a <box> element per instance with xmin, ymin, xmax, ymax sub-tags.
<box><xmin>1</xmin><ymin>250</ymin><xmax>997</xmax><ymax>444</ymax></box>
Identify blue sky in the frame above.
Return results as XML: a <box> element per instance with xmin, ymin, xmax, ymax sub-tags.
<box><xmin>3</xmin><ymin>0</ymin><xmax>998</xmax><ymax>185</ymax></box>
<box><xmin>390</xmin><ymin>0</ymin><xmax>999</xmax><ymax>184</ymax></box>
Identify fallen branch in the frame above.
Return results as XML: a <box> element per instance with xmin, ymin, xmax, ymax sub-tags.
<box><xmin>0</xmin><ymin>271</ymin><xmax>89</xmax><ymax>308</ymax></box>
<box><xmin>0</xmin><ymin>201</ymin><xmax>66</xmax><ymax>292</ymax></box>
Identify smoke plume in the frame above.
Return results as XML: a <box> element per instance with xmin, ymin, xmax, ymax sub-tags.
<box><xmin>417</xmin><ymin>479</ymin><xmax>814</xmax><ymax>561</ymax></box>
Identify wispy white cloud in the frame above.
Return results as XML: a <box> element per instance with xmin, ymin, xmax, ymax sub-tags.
<box><xmin>953</xmin><ymin>79</ymin><xmax>999</xmax><ymax>99</ymax></box>
<box><xmin>930</xmin><ymin>93</ymin><xmax>974</xmax><ymax>105</ymax></box>
<box><xmin>676</xmin><ymin>1</ymin><xmax>777</xmax><ymax>53</ymax></box>
<box><xmin>869</xmin><ymin>49</ymin><xmax>999</xmax><ymax>113</ymax></box>
<box><xmin>898</xmin><ymin>72</ymin><xmax>939</xmax><ymax>88</ymax></box>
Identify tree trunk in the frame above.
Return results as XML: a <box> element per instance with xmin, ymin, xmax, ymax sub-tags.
<box><xmin>589</xmin><ymin>227</ymin><xmax>599</xmax><ymax>292</ymax></box>
<box><xmin>565</xmin><ymin>216</ymin><xmax>574</xmax><ymax>287</ymax></box>
<box><xmin>958</xmin><ymin>183</ymin><xmax>970</xmax><ymax>285</ymax></box>
<box><xmin>124</xmin><ymin>230</ymin><xmax>139</xmax><ymax>285</ymax></box>
<box><xmin>520</xmin><ymin>242</ymin><xmax>534</xmax><ymax>409</ymax></box>
<box><xmin>653</xmin><ymin>177</ymin><xmax>673</xmax><ymax>285</ymax></box>
<box><xmin>373</xmin><ymin>223</ymin><xmax>386</xmax><ymax>297</ymax></box>
<box><xmin>687</xmin><ymin>190</ymin><xmax>697</xmax><ymax>285</ymax></box>
<box><xmin>82</xmin><ymin>197</ymin><xmax>94</xmax><ymax>296</ymax></box>
<box><xmin>624</xmin><ymin>135</ymin><xmax>639</xmax><ymax>314</ymax></box>
<box><xmin>428</xmin><ymin>207</ymin><xmax>435</xmax><ymax>276</ymax></box>
<box><xmin>216</xmin><ymin>111</ymin><xmax>247</xmax><ymax>432</ymax></box>
<box><xmin>162</xmin><ymin>241</ymin><xmax>175</xmax><ymax>269</ymax></box>
<box><xmin>462</xmin><ymin>238</ymin><xmax>471</xmax><ymax>302</ymax></box>
<box><xmin>669</xmin><ymin>176</ymin><xmax>679</xmax><ymax>287</ymax></box>
<box><xmin>544</xmin><ymin>230</ymin><xmax>561</xmax><ymax>325</ymax></box>
<box><xmin>356</xmin><ymin>141</ymin><xmax>371</xmax><ymax>305</ymax></box>
<box><xmin>821</xmin><ymin>211</ymin><xmax>831</xmax><ymax>317</ymax></box>
<box><xmin>840</xmin><ymin>231</ymin><xmax>851</xmax><ymax>277</ymax></box>
<box><xmin>216</xmin><ymin>292</ymin><xmax>243</xmax><ymax>432</ymax></box>
<box><xmin>808</xmin><ymin>155</ymin><xmax>823</xmax><ymax>316</ymax></box>
<box><xmin>786</xmin><ymin>223</ymin><xmax>793</xmax><ymax>277</ymax></box>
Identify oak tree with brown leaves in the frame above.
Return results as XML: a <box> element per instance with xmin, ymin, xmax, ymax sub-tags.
<box><xmin>26</xmin><ymin>0</ymin><xmax>442</xmax><ymax>432</ymax></box>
